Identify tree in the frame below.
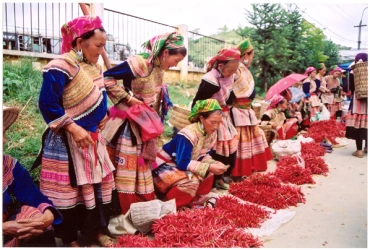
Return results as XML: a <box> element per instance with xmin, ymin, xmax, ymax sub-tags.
<box><xmin>323</xmin><ymin>40</ymin><xmax>340</xmax><ymax>67</ymax></box>
<box><xmin>217</xmin><ymin>25</ymin><xmax>228</xmax><ymax>34</ymax></box>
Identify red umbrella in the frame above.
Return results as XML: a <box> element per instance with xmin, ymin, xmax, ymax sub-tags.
<box><xmin>265</xmin><ymin>73</ymin><xmax>306</xmax><ymax>101</ymax></box>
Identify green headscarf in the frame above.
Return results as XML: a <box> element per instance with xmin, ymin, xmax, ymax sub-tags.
<box><xmin>316</xmin><ymin>62</ymin><xmax>326</xmax><ymax>70</ymax></box>
<box><xmin>188</xmin><ymin>99</ymin><xmax>222</xmax><ymax>122</ymax></box>
<box><xmin>139</xmin><ymin>32</ymin><xmax>184</xmax><ymax>63</ymax></box>
<box><xmin>236</xmin><ymin>38</ymin><xmax>254</xmax><ymax>56</ymax></box>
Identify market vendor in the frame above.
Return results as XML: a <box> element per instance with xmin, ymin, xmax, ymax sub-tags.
<box><xmin>152</xmin><ymin>99</ymin><xmax>229</xmax><ymax>208</ymax></box>
<box><xmin>260</xmin><ymin>94</ymin><xmax>298</xmax><ymax>140</ymax></box>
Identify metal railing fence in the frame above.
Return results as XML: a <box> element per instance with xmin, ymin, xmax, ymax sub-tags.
<box><xmin>3</xmin><ymin>3</ymin><xmax>228</xmax><ymax>67</ymax></box>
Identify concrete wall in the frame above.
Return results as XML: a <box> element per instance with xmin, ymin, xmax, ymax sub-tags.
<box><xmin>3</xmin><ymin>49</ymin><xmax>205</xmax><ymax>85</ymax></box>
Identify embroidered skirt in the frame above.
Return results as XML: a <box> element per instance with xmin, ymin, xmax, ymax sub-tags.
<box><xmin>345</xmin><ymin>97</ymin><xmax>367</xmax><ymax>140</ymax></box>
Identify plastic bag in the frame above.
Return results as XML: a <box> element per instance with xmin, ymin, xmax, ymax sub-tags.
<box><xmin>271</xmin><ymin>139</ymin><xmax>301</xmax><ymax>160</ymax></box>
<box><xmin>126</xmin><ymin>103</ymin><xmax>164</xmax><ymax>142</ymax></box>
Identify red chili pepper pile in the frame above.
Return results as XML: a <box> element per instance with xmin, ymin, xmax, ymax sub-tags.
<box><xmin>114</xmin><ymin>234</ymin><xmax>156</xmax><ymax>248</ymax></box>
<box><xmin>215</xmin><ymin>195</ymin><xmax>271</xmax><ymax>228</ymax></box>
<box><xmin>300</xmin><ymin>141</ymin><xmax>329</xmax><ymax>176</ymax></box>
<box><xmin>274</xmin><ymin>156</ymin><xmax>316</xmax><ymax>185</ymax></box>
<box><xmin>300</xmin><ymin>141</ymin><xmax>326</xmax><ymax>157</ymax></box>
<box><xmin>229</xmin><ymin>173</ymin><xmax>306</xmax><ymax>209</ymax></box>
<box><xmin>303</xmin><ymin>157</ymin><xmax>329</xmax><ymax>176</ymax></box>
<box><xmin>305</xmin><ymin>120</ymin><xmax>346</xmax><ymax>144</ymax></box>
<box><xmin>151</xmin><ymin>206</ymin><xmax>263</xmax><ymax>248</ymax></box>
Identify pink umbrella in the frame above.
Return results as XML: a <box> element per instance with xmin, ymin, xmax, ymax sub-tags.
<box><xmin>265</xmin><ymin>73</ymin><xmax>307</xmax><ymax>101</ymax></box>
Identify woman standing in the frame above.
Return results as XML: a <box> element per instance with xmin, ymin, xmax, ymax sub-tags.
<box><xmin>232</xmin><ymin>39</ymin><xmax>272</xmax><ymax>179</ymax></box>
<box><xmin>302</xmin><ymin>66</ymin><xmax>321</xmax><ymax>120</ymax></box>
<box><xmin>345</xmin><ymin>53</ymin><xmax>368</xmax><ymax>158</ymax></box>
<box><xmin>102</xmin><ymin>32</ymin><xmax>187</xmax><ymax>214</ymax></box>
<box><xmin>192</xmin><ymin>47</ymin><xmax>240</xmax><ymax>185</ymax></box>
<box><xmin>37</xmin><ymin>16</ymin><xmax>120</xmax><ymax>247</ymax></box>
<box><xmin>153</xmin><ymin>99</ymin><xmax>228</xmax><ymax>208</ymax></box>
<box><xmin>315</xmin><ymin>63</ymin><xmax>331</xmax><ymax>101</ymax></box>
<box><xmin>323</xmin><ymin>67</ymin><xmax>343</xmax><ymax>120</ymax></box>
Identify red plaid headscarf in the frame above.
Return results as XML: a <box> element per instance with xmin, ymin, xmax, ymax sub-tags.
<box><xmin>61</xmin><ymin>15</ymin><xmax>103</xmax><ymax>54</ymax></box>
<box><xmin>207</xmin><ymin>48</ymin><xmax>240</xmax><ymax>72</ymax></box>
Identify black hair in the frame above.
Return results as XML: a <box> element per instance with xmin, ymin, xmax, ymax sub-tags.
<box><xmin>246</xmin><ymin>49</ymin><xmax>254</xmax><ymax>55</ymax></box>
<box><xmin>278</xmin><ymin>98</ymin><xmax>287</xmax><ymax>105</ymax></box>
<box><xmin>71</xmin><ymin>27</ymin><xmax>106</xmax><ymax>47</ymax></box>
<box><xmin>196</xmin><ymin>110</ymin><xmax>222</xmax><ymax>122</ymax></box>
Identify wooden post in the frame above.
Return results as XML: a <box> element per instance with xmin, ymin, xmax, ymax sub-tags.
<box><xmin>79</xmin><ymin>3</ymin><xmax>111</xmax><ymax>69</ymax></box>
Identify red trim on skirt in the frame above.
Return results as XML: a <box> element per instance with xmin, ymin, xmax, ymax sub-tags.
<box><xmin>231</xmin><ymin>147</ymin><xmax>273</xmax><ymax>177</ymax></box>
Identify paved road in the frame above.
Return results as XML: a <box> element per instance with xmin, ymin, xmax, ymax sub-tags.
<box><xmin>261</xmin><ymin>139</ymin><xmax>367</xmax><ymax>248</ymax></box>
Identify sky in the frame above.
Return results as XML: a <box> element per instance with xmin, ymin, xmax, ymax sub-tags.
<box><xmin>104</xmin><ymin>0</ymin><xmax>368</xmax><ymax>49</ymax></box>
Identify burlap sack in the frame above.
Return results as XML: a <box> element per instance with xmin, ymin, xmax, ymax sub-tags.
<box><xmin>353</xmin><ymin>61</ymin><xmax>368</xmax><ymax>99</ymax></box>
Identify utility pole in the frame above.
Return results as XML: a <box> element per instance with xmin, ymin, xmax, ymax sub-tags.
<box><xmin>355</xmin><ymin>7</ymin><xmax>368</xmax><ymax>50</ymax></box>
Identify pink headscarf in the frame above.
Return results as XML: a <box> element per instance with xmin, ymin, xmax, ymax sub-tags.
<box><xmin>267</xmin><ymin>94</ymin><xmax>285</xmax><ymax>110</ymax></box>
<box><xmin>61</xmin><ymin>15</ymin><xmax>103</xmax><ymax>54</ymax></box>
<box><xmin>330</xmin><ymin>67</ymin><xmax>343</xmax><ymax>75</ymax></box>
<box><xmin>304</xmin><ymin>66</ymin><xmax>316</xmax><ymax>76</ymax></box>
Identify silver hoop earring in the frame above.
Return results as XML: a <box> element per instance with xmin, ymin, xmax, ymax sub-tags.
<box><xmin>200</xmin><ymin>122</ymin><xmax>204</xmax><ymax>130</ymax></box>
<box><xmin>76</xmin><ymin>49</ymin><xmax>83</xmax><ymax>62</ymax></box>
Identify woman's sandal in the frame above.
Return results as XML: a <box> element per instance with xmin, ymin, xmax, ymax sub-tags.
<box><xmin>96</xmin><ymin>233</ymin><xmax>116</xmax><ymax>247</ymax></box>
<box><xmin>215</xmin><ymin>180</ymin><xmax>230</xmax><ymax>190</ymax></box>
<box><xmin>352</xmin><ymin>151</ymin><xmax>364</xmax><ymax>158</ymax></box>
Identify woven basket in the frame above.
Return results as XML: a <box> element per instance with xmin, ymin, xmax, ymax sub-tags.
<box><xmin>259</xmin><ymin>102</ymin><xmax>270</xmax><ymax>119</ymax></box>
<box><xmin>252</xmin><ymin>105</ymin><xmax>261</xmax><ymax>120</ymax></box>
<box><xmin>354</xmin><ymin>61</ymin><xmax>368</xmax><ymax>99</ymax></box>
<box><xmin>169</xmin><ymin>106</ymin><xmax>191</xmax><ymax>130</ymax></box>
<box><xmin>259</xmin><ymin>125</ymin><xmax>278</xmax><ymax>145</ymax></box>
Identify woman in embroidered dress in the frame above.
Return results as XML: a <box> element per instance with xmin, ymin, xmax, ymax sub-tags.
<box><xmin>323</xmin><ymin>66</ymin><xmax>344</xmax><ymax>120</ymax></box>
<box><xmin>191</xmin><ymin>47</ymin><xmax>240</xmax><ymax>186</ymax></box>
<box><xmin>152</xmin><ymin>99</ymin><xmax>228</xmax><ymax>208</ymax></box>
<box><xmin>302</xmin><ymin>66</ymin><xmax>322</xmax><ymax>120</ymax></box>
<box><xmin>345</xmin><ymin>53</ymin><xmax>368</xmax><ymax>158</ymax></box>
<box><xmin>230</xmin><ymin>39</ymin><xmax>273</xmax><ymax>180</ymax></box>
<box><xmin>37</xmin><ymin>16</ymin><xmax>120</xmax><ymax>247</ymax></box>
<box><xmin>3</xmin><ymin>106</ymin><xmax>63</xmax><ymax>247</ymax></box>
<box><xmin>102</xmin><ymin>32</ymin><xmax>187</xmax><ymax>214</ymax></box>
<box><xmin>260</xmin><ymin>94</ymin><xmax>296</xmax><ymax>140</ymax></box>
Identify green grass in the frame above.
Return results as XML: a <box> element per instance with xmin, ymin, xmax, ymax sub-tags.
<box><xmin>3</xmin><ymin>57</ymin><xmax>45</xmax><ymax>183</ymax></box>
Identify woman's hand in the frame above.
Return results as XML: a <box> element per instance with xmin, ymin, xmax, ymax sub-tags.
<box><xmin>15</xmin><ymin>210</ymin><xmax>54</xmax><ymax>240</ymax></box>
<box><xmin>208</xmin><ymin>162</ymin><xmax>229</xmax><ymax>175</ymax></box>
<box><xmin>3</xmin><ymin>220</ymin><xmax>44</xmax><ymax>240</ymax></box>
<box><xmin>126</xmin><ymin>96</ymin><xmax>143</xmax><ymax>107</ymax></box>
<box><xmin>269</xmin><ymin>121</ymin><xmax>277</xmax><ymax>128</ymax></box>
<box><xmin>64</xmin><ymin>123</ymin><xmax>94</xmax><ymax>148</ymax></box>
<box><xmin>98</xmin><ymin>115</ymin><xmax>109</xmax><ymax>131</ymax></box>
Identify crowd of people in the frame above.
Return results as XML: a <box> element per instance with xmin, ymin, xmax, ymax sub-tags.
<box><xmin>2</xmin><ymin>15</ymin><xmax>367</xmax><ymax>247</ymax></box>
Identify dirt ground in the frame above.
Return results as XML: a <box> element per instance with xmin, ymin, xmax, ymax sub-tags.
<box><xmin>261</xmin><ymin>139</ymin><xmax>367</xmax><ymax>248</ymax></box>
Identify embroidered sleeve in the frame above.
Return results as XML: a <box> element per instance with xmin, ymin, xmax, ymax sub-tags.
<box><xmin>12</xmin><ymin>161</ymin><xmax>63</xmax><ymax>224</ymax></box>
<box><xmin>39</xmin><ymin>69</ymin><xmax>75</xmax><ymax>133</ymax></box>
<box><xmin>104</xmin><ymin>61</ymin><xmax>136</xmax><ymax>104</ymax></box>
<box><xmin>191</xmin><ymin>79</ymin><xmax>220</xmax><ymax>108</ymax></box>
<box><xmin>175</xmin><ymin>134</ymin><xmax>210</xmax><ymax>178</ymax></box>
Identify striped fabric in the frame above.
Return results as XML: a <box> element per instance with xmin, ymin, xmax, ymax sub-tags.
<box><xmin>346</xmin><ymin>94</ymin><xmax>368</xmax><ymax>129</ymax></box>
<box><xmin>3</xmin><ymin>155</ymin><xmax>16</xmax><ymax>191</ymax></box>
<box><xmin>201</xmin><ymin>69</ymin><xmax>238</xmax><ymax>156</ymax></box>
<box><xmin>127</xmin><ymin>55</ymin><xmax>164</xmax><ymax>106</ymax></box>
<box><xmin>42</xmin><ymin>52</ymin><xmax>106</xmax><ymax>131</ymax></box>
<box><xmin>153</xmin><ymin>123</ymin><xmax>216</xmax><ymax>194</ymax></box>
<box><xmin>106</xmin><ymin>119</ymin><xmax>155</xmax><ymax>214</ymax></box>
<box><xmin>233</xmin><ymin>63</ymin><xmax>254</xmax><ymax>99</ymax></box>
<box><xmin>188</xmin><ymin>99</ymin><xmax>221</xmax><ymax>122</ymax></box>
<box><xmin>40</xmin><ymin>130</ymin><xmax>115</xmax><ymax>209</ymax></box>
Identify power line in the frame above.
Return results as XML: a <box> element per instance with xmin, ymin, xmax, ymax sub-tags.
<box><xmin>334</xmin><ymin>4</ymin><xmax>358</xmax><ymax>24</ymax></box>
<box><xmin>294</xmin><ymin>4</ymin><xmax>358</xmax><ymax>43</ymax></box>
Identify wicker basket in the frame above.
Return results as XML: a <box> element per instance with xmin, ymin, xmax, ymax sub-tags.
<box><xmin>252</xmin><ymin>105</ymin><xmax>261</xmax><ymax>120</ymax></box>
<box><xmin>354</xmin><ymin>61</ymin><xmax>368</xmax><ymax>99</ymax></box>
<box><xmin>169</xmin><ymin>106</ymin><xmax>191</xmax><ymax>130</ymax></box>
<box><xmin>259</xmin><ymin>102</ymin><xmax>270</xmax><ymax>119</ymax></box>
<box><xmin>259</xmin><ymin>125</ymin><xmax>278</xmax><ymax>145</ymax></box>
